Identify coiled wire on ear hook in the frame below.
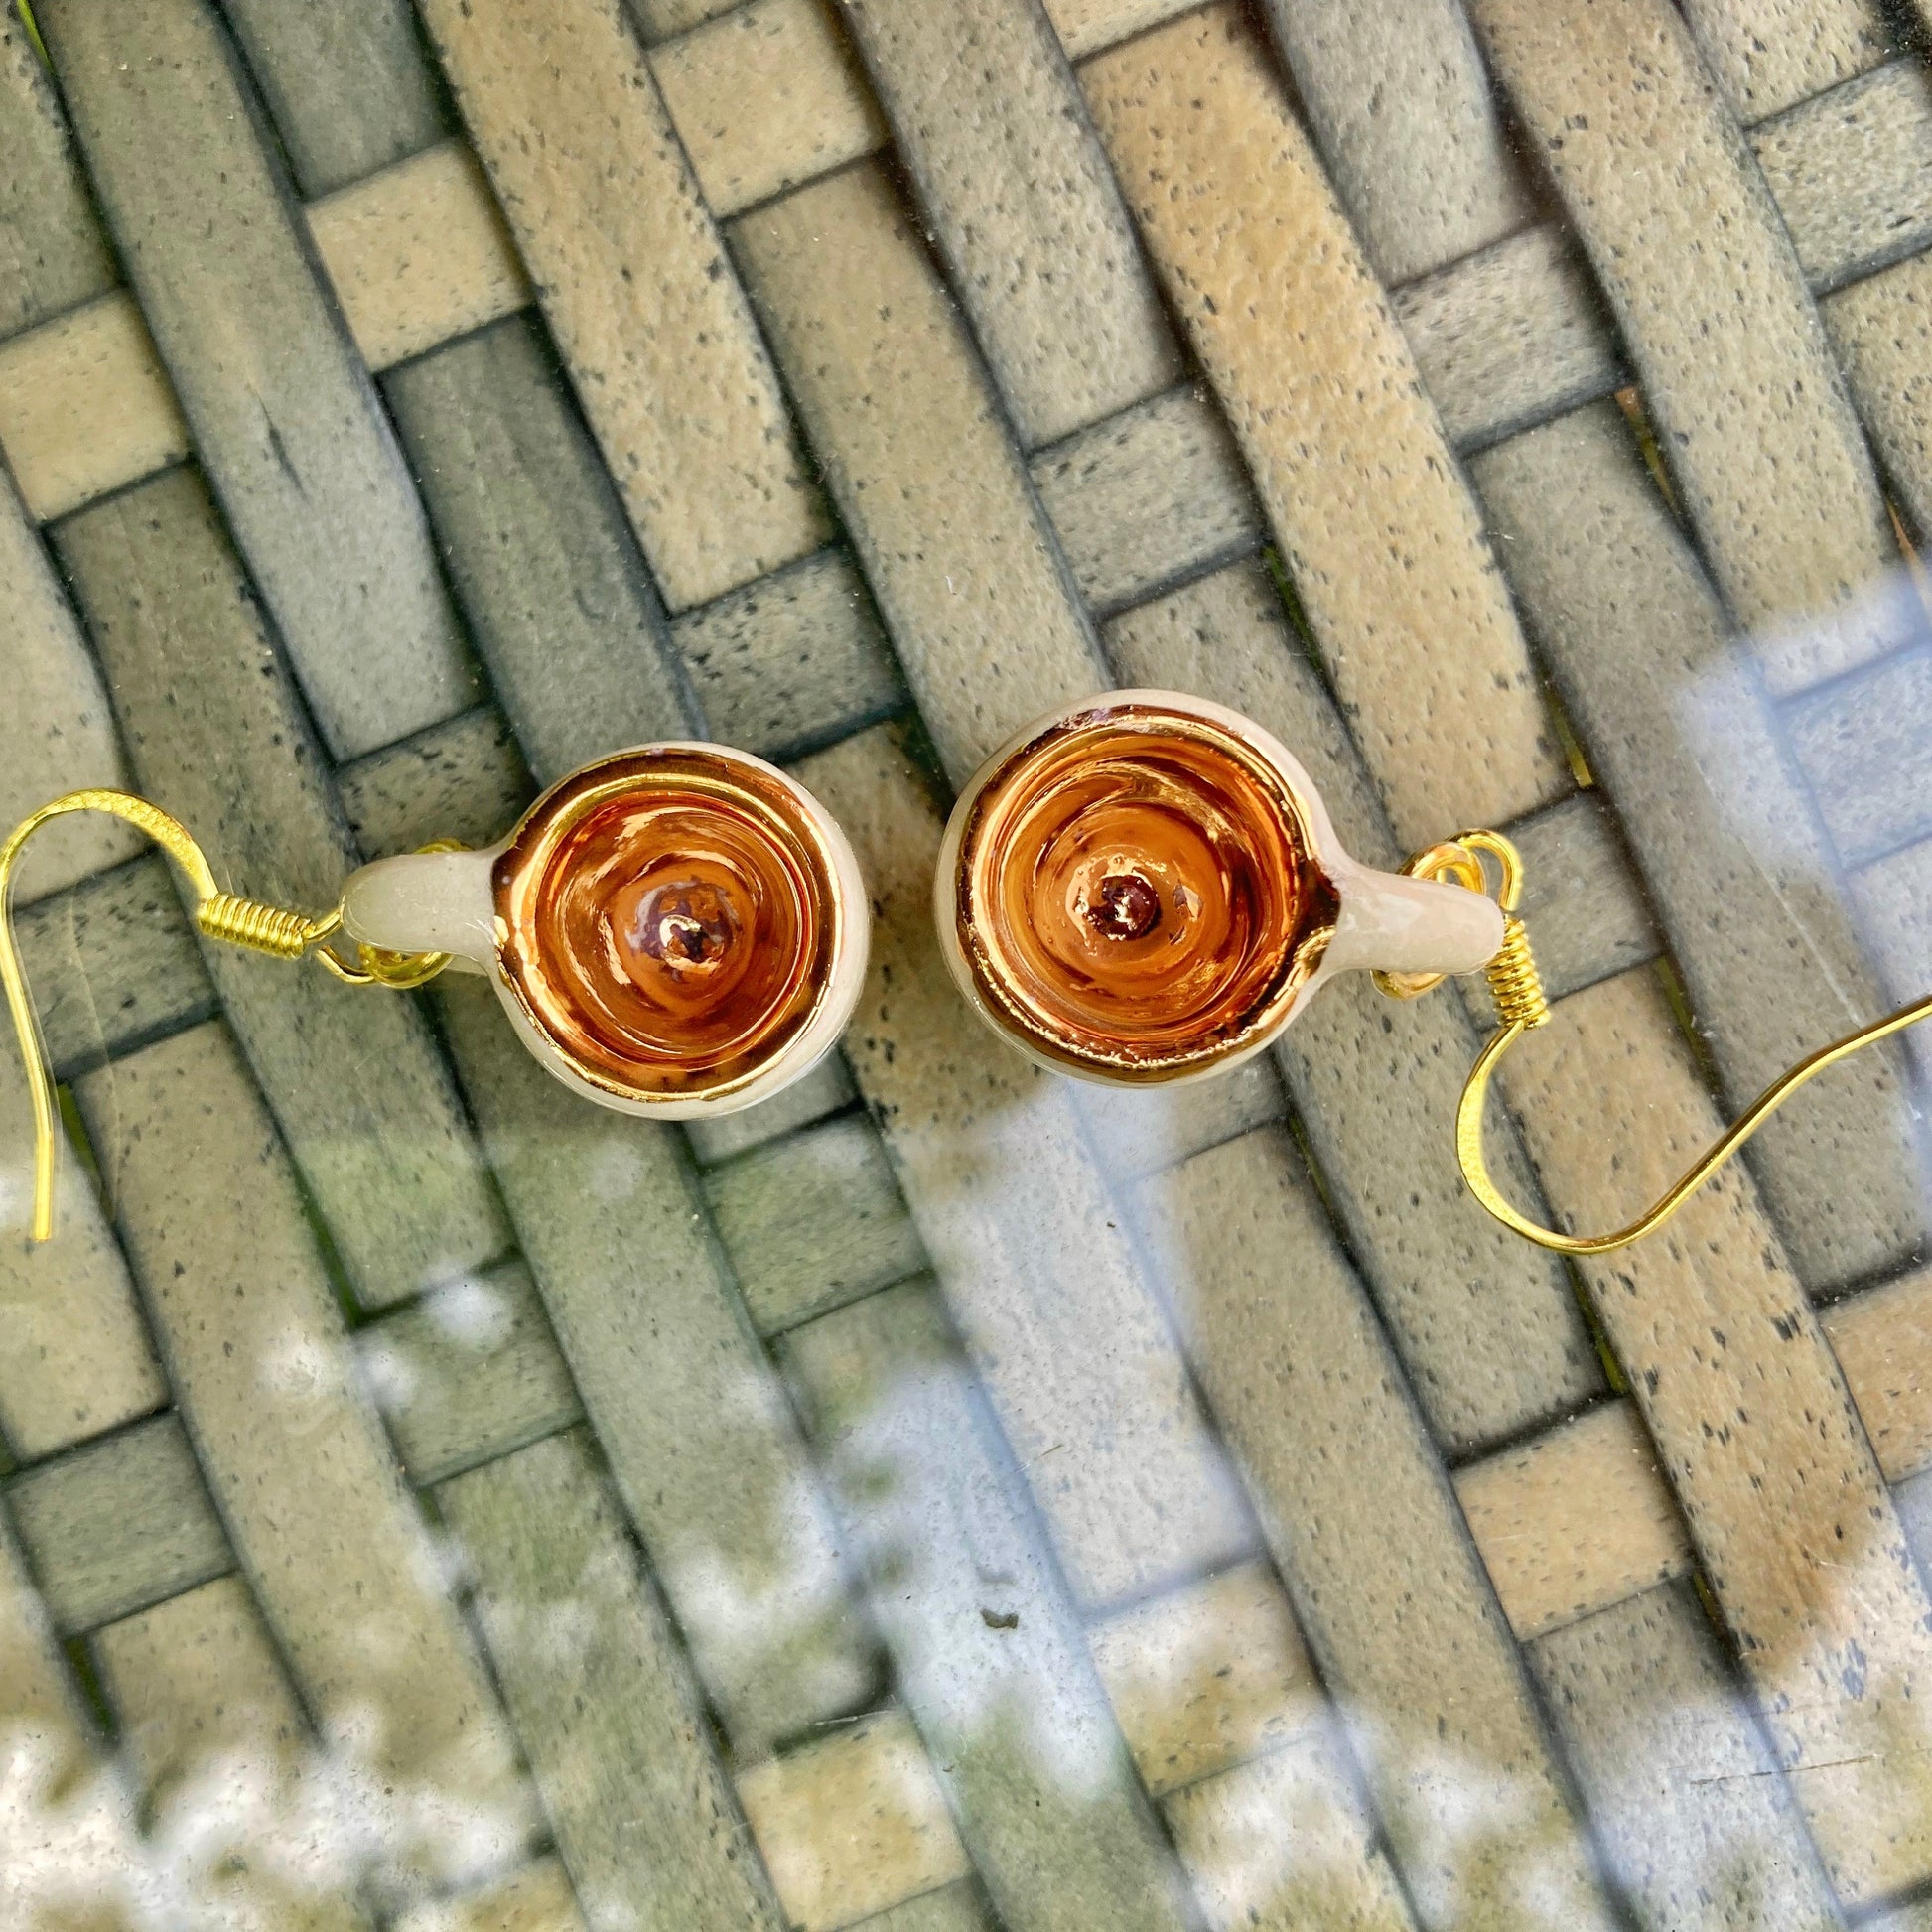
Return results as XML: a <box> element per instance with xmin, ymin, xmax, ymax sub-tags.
<box><xmin>1</xmin><ymin>789</ymin><xmax>452</xmax><ymax>1244</ymax></box>
<box><xmin>1380</xmin><ymin>827</ymin><xmax>1931</xmax><ymax>1255</ymax></box>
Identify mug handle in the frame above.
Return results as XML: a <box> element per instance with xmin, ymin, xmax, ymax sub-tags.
<box><xmin>1322</xmin><ymin>852</ymin><xmax>1504</xmax><ymax>979</ymax></box>
<box><xmin>341</xmin><ymin>847</ymin><xmax>500</xmax><ymax>971</ymax></box>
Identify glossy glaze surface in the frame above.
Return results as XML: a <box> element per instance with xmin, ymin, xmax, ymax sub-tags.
<box><xmin>493</xmin><ymin>750</ymin><xmax>841</xmax><ymax>1099</ymax></box>
<box><xmin>954</xmin><ymin>702</ymin><xmax>1337</xmax><ymax>1079</ymax></box>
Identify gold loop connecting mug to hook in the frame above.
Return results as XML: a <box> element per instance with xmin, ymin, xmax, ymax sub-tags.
<box><xmin>1390</xmin><ymin>828</ymin><xmax>1932</xmax><ymax>1256</ymax></box>
<box><xmin>0</xmin><ymin>789</ymin><xmax>451</xmax><ymax>1243</ymax></box>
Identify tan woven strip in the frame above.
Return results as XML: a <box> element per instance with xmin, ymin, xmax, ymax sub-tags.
<box><xmin>1261</xmin><ymin>0</ymin><xmax>1532</xmax><ymax>284</ymax></box>
<box><xmin>1032</xmin><ymin>385</ymin><xmax>1264</xmax><ymax>612</ymax></box>
<box><xmin>1452</xmin><ymin>1120</ymin><xmax>1932</xmax><ymax>1645</ymax></box>
<box><xmin>393</xmin><ymin>1861</ymin><xmax>587</xmax><ymax>1932</ymax></box>
<box><xmin>1394</xmin><ymin>225</ymin><xmax>1620</xmax><ymax>451</ymax></box>
<box><xmin>669</xmin><ymin>546</ymin><xmax>907</xmax><ymax>759</ymax></box>
<box><xmin>1165</xmin><ymin>1737</ymin><xmax>1416</xmax><ymax>1931</ymax></box>
<box><xmin>1821</xmin><ymin>1264</ymin><xmax>1932</xmax><ymax>1486</ymax></box>
<box><xmin>307</xmin><ymin>140</ymin><xmax>531</xmax><ymax>371</ymax></box>
<box><xmin>71</xmin><ymin>1023</ymin><xmax>536</xmax><ymax>1892</ymax></box>
<box><xmin>94</xmin><ymin>1579</ymin><xmax>370</xmax><ymax>1929</ymax></box>
<box><xmin>361</xmin><ymin>1261</ymin><xmax>582</xmax><ymax>1489</ymax></box>
<box><xmin>704</xmin><ymin>1113</ymin><xmax>926</xmax><ymax>1334</ymax></box>
<box><xmin>1498</xmin><ymin>968</ymin><xmax>1932</xmax><ymax>1902</ymax></box>
<box><xmin>416</xmin><ymin>0</ymin><xmax>830</xmax><ymax>610</ymax></box>
<box><xmin>858</xmin><ymin>1885</ymin><xmax>993</xmax><ymax>1932</ymax></box>
<box><xmin>1468</xmin><ymin>0</ymin><xmax>1908</xmax><ymax>696</ymax></box>
<box><xmin>735</xmin><ymin>162</ymin><xmax>1106</xmax><ymax>783</ymax></box>
<box><xmin>11</xmin><ymin>857</ymin><xmax>216</xmax><ymax>1086</ymax></box>
<box><xmin>1089</xmin><ymin>1562</ymin><xmax>1321</xmax><ymax>1800</ymax></box>
<box><xmin>1042</xmin><ymin>0</ymin><xmax>1200</xmax><ymax>63</ymax></box>
<box><xmin>7</xmin><ymin>1416</ymin><xmax>229</xmax><ymax>1635</ymax></box>
<box><xmin>838</xmin><ymin>0</ymin><xmax>1179</xmax><ymax>447</ymax></box>
<box><xmin>0</xmin><ymin>472</ymin><xmax>139</xmax><ymax>899</ymax></box>
<box><xmin>1753</xmin><ymin>63</ymin><xmax>1932</xmax><ymax>293</ymax></box>
<box><xmin>1679</xmin><ymin>0</ymin><xmax>1890</xmax><ymax>123</ymax></box>
<box><xmin>1824</xmin><ymin>251</ymin><xmax>1932</xmax><ymax>544</ymax></box>
<box><xmin>651</xmin><ymin>0</ymin><xmax>887</xmax><ymax>219</ymax></box>
<box><xmin>1455</xmin><ymin>1401</ymin><xmax>1691</xmax><ymax>1644</ymax></box>
<box><xmin>736</xmin><ymin>1711</ymin><xmax>972</xmax><ymax>1932</ymax></box>
<box><xmin>0</xmin><ymin>293</ymin><xmax>186</xmax><ymax>524</ymax></box>
<box><xmin>1082</xmin><ymin>5</ymin><xmax>1569</xmax><ymax>846</ymax></box>
<box><xmin>633</xmin><ymin>0</ymin><xmax>739</xmax><ymax>43</ymax></box>
<box><xmin>0</xmin><ymin>11</ymin><xmax>115</xmax><ymax>334</ymax></box>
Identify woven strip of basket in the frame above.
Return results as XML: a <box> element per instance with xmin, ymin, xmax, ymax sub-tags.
<box><xmin>3</xmin><ymin>0</ymin><xmax>1931</xmax><ymax>1926</ymax></box>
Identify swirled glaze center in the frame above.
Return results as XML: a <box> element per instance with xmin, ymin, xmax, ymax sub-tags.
<box><xmin>956</xmin><ymin>705</ymin><xmax>1335</xmax><ymax>1077</ymax></box>
<box><xmin>494</xmin><ymin>751</ymin><xmax>839</xmax><ymax>1098</ymax></box>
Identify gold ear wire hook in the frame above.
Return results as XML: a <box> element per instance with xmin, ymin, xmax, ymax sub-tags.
<box><xmin>1385</xmin><ymin>827</ymin><xmax>1932</xmax><ymax>1255</ymax></box>
<box><xmin>1</xmin><ymin>789</ymin><xmax>452</xmax><ymax>1244</ymax></box>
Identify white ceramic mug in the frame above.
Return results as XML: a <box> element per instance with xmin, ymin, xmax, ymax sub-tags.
<box><xmin>935</xmin><ymin>690</ymin><xmax>1501</xmax><ymax>1085</ymax></box>
<box><xmin>340</xmin><ymin>744</ymin><xmax>868</xmax><ymax>1118</ymax></box>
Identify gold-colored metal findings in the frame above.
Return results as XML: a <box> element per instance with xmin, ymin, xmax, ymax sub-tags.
<box><xmin>491</xmin><ymin>749</ymin><xmax>850</xmax><ymax>1103</ymax></box>
<box><xmin>946</xmin><ymin>699</ymin><xmax>1338</xmax><ymax>1082</ymax></box>
<box><xmin>1398</xmin><ymin>829</ymin><xmax>1931</xmax><ymax>1257</ymax></box>
<box><xmin>1373</xmin><ymin>829</ymin><xmax>1546</xmax><ymax>1020</ymax></box>
<box><xmin>0</xmin><ymin>788</ymin><xmax>372</xmax><ymax>1243</ymax></box>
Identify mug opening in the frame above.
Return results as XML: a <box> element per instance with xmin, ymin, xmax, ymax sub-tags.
<box><xmin>954</xmin><ymin>700</ymin><xmax>1338</xmax><ymax>1082</ymax></box>
<box><xmin>492</xmin><ymin>748</ymin><xmax>844</xmax><ymax>1102</ymax></box>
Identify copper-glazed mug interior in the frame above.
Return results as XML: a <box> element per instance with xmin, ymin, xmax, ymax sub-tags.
<box><xmin>953</xmin><ymin>701</ymin><xmax>1338</xmax><ymax>1081</ymax></box>
<box><xmin>493</xmin><ymin>749</ymin><xmax>843</xmax><ymax>1102</ymax></box>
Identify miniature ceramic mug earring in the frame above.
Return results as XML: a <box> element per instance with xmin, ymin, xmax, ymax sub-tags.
<box><xmin>931</xmin><ymin>686</ymin><xmax>1930</xmax><ymax>1255</ymax></box>
<box><xmin>934</xmin><ymin>690</ymin><xmax>1502</xmax><ymax>1085</ymax></box>
<box><xmin>0</xmin><ymin>744</ymin><xmax>865</xmax><ymax>1241</ymax></box>
<box><xmin>338</xmin><ymin>746</ymin><xmax>867</xmax><ymax>1117</ymax></box>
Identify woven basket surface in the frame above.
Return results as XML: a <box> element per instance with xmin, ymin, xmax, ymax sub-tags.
<box><xmin>3</xmin><ymin>0</ymin><xmax>1932</xmax><ymax>1926</ymax></box>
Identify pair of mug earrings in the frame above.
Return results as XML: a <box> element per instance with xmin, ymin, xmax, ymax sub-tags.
<box><xmin>5</xmin><ymin>691</ymin><xmax>1925</xmax><ymax>1255</ymax></box>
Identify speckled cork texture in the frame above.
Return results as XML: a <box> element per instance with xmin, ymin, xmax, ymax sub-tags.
<box><xmin>3</xmin><ymin>0</ymin><xmax>1929</xmax><ymax>1918</ymax></box>
<box><xmin>838</xmin><ymin>0</ymin><xmax>1179</xmax><ymax>448</ymax></box>
<box><xmin>1082</xmin><ymin>6</ymin><xmax>1568</xmax><ymax>846</ymax></box>
<box><xmin>416</xmin><ymin>0</ymin><xmax>830</xmax><ymax>612</ymax></box>
<box><xmin>1468</xmin><ymin>0</ymin><xmax>1910</xmax><ymax>695</ymax></box>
